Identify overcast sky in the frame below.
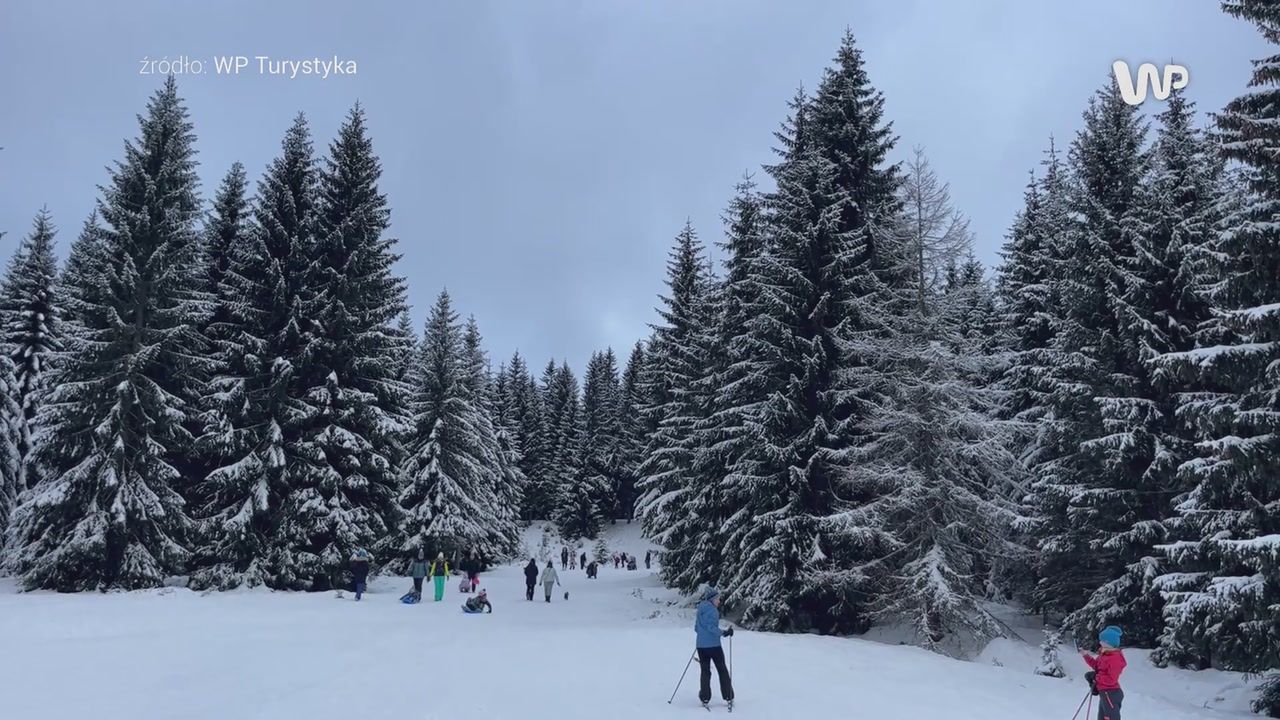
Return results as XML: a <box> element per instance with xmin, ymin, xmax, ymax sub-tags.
<box><xmin>0</xmin><ymin>0</ymin><xmax>1264</xmax><ymax>373</ymax></box>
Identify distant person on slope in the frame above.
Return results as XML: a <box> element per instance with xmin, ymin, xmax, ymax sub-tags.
<box><xmin>586</xmin><ymin>561</ymin><xmax>598</xmax><ymax>579</ymax></box>
<box><xmin>1081</xmin><ymin>626</ymin><xmax>1127</xmax><ymax>720</ymax></box>
<box><xmin>462</xmin><ymin>551</ymin><xmax>481</xmax><ymax>593</ymax></box>
<box><xmin>542</xmin><ymin>560</ymin><xmax>560</xmax><ymax>602</ymax></box>
<box><xmin>694</xmin><ymin>587</ymin><xmax>734</xmax><ymax>709</ymax></box>
<box><xmin>524</xmin><ymin>558</ymin><xmax>539</xmax><ymax>601</ymax></box>
<box><xmin>645</xmin><ymin>550</ymin><xmax>651</xmax><ymax>570</ymax></box>
<box><xmin>580</xmin><ymin>551</ymin><xmax>587</xmax><ymax>569</ymax></box>
<box><xmin>429</xmin><ymin>552</ymin><xmax>450</xmax><ymax>602</ymax></box>
<box><xmin>561</xmin><ymin>547</ymin><xmax>569</xmax><ymax>570</ymax></box>
<box><xmin>350</xmin><ymin>548</ymin><xmax>372</xmax><ymax>601</ymax></box>
<box><xmin>409</xmin><ymin>549</ymin><xmax>428</xmax><ymax>596</ymax></box>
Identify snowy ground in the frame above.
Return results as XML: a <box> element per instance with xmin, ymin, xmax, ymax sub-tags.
<box><xmin>0</xmin><ymin>522</ymin><xmax>1262</xmax><ymax>720</ymax></box>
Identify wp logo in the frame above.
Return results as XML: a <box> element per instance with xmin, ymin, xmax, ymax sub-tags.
<box><xmin>1112</xmin><ymin>61</ymin><xmax>1189</xmax><ymax>105</ymax></box>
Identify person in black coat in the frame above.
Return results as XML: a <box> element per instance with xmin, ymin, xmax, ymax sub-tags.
<box><xmin>349</xmin><ymin>549</ymin><xmax>371</xmax><ymax>601</ymax></box>
<box><xmin>580</xmin><ymin>551</ymin><xmax>587</xmax><ymax>569</ymax></box>
<box><xmin>523</xmin><ymin>558</ymin><xmax>539</xmax><ymax>601</ymax></box>
<box><xmin>645</xmin><ymin>550</ymin><xmax>651</xmax><ymax>570</ymax></box>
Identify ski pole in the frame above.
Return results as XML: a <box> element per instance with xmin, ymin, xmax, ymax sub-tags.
<box><xmin>1069</xmin><ymin>689</ymin><xmax>1091</xmax><ymax>720</ymax></box>
<box><xmin>667</xmin><ymin>651</ymin><xmax>697</xmax><ymax>704</ymax></box>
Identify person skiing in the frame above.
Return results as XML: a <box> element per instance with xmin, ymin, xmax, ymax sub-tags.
<box><xmin>561</xmin><ymin>547</ymin><xmax>569</xmax><ymax>570</ymax></box>
<box><xmin>524</xmin><ymin>558</ymin><xmax>539</xmax><ymax>601</ymax></box>
<box><xmin>409</xmin><ymin>549</ymin><xmax>428</xmax><ymax>597</ymax></box>
<box><xmin>429</xmin><ymin>552</ymin><xmax>450</xmax><ymax>602</ymax></box>
<box><xmin>645</xmin><ymin>550</ymin><xmax>651</xmax><ymax>570</ymax></box>
<box><xmin>462</xmin><ymin>588</ymin><xmax>493</xmax><ymax>614</ymax></box>
<box><xmin>694</xmin><ymin>586</ymin><xmax>734</xmax><ymax>709</ymax></box>
<box><xmin>1081</xmin><ymin>626</ymin><xmax>1126</xmax><ymax>720</ymax></box>
<box><xmin>542</xmin><ymin>560</ymin><xmax>560</xmax><ymax>602</ymax></box>
<box><xmin>349</xmin><ymin>548</ymin><xmax>372</xmax><ymax>601</ymax></box>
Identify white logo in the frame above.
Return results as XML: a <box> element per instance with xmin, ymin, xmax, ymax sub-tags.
<box><xmin>1112</xmin><ymin>61</ymin><xmax>1189</xmax><ymax>105</ymax></box>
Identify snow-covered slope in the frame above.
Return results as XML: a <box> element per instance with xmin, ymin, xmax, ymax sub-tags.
<box><xmin>0</xmin><ymin>523</ymin><xmax>1261</xmax><ymax>720</ymax></box>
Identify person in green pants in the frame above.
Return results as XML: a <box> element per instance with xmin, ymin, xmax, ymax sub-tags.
<box><xmin>429</xmin><ymin>552</ymin><xmax>450</xmax><ymax>601</ymax></box>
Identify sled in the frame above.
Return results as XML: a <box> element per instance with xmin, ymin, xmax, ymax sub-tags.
<box><xmin>400</xmin><ymin>590</ymin><xmax>422</xmax><ymax>604</ymax></box>
<box><xmin>459</xmin><ymin>579</ymin><xmax>471</xmax><ymax>593</ymax></box>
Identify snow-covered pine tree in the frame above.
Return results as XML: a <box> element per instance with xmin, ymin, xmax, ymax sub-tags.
<box><xmin>615</xmin><ymin>341</ymin><xmax>647</xmax><ymax>522</ymax></box>
<box><xmin>720</xmin><ymin>75</ymin><xmax>898</xmax><ymax>634</ymax></box>
<box><xmin>992</xmin><ymin>143</ymin><xmax>1075</xmax><ymax>605</ymax></box>
<box><xmin>0</xmin><ymin>208</ymin><xmax>61</xmax><ymax>493</ymax></box>
<box><xmin>397</xmin><ymin>291</ymin><xmax>505</xmax><ymax>560</ymax></box>
<box><xmin>671</xmin><ymin>177</ymin><xmax>766</xmax><ymax>595</ymax></box>
<box><xmin>551</xmin><ymin>362</ymin><xmax>597</xmax><ymax>539</ymax></box>
<box><xmin>389</xmin><ymin>310</ymin><xmax>417</xmax><ymax>385</ymax></box>
<box><xmin>634</xmin><ymin>222</ymin><xmax>713</xmax><ymax>565</ymax></box>
<box><xmin>461</xmin><ymin>316</ymin><xmax>521</xmax><ymax>557</ymax></box>
<box><xmin>9</xmin><ymin>78</ymin><xmax>205</xmax><ymax>590</ymax></box>
<box><xmin>504</xmin><ymin>353</ymin><xmax>550</xmax><ymax>521</ymax></box>
<box><xmin>1030</xmin><ymin>83</ymin><xmax>1150</xmax><ymax>623</ymax></box>
<box><xmin>296</xmin><ymin>104</ymin><xmax>409</xmax><ymax>587</ymax></box>
<box><xmin>191</xmin><ymin>114</ymin><xmax>320</xmax><ymax>590</ymax></box>
<box><xmin>851</xmin><ymin>151</ymin><xmax>1024</xmax><ymax>651</ymax></box>
<box><xmin>1149</xmin><ymin>1</ymin><xmax>1280</xmax><ymax>693</ymax></box>
<box><xmin>1066</xmin><ymin>89</ymin><xmax>1222</xmax><ymax>645</ymax></box>
<box><xmin>199</xmin><ymin>163</ymin><xmax>248</xmax><ymax>345</ymax></box>
<box><xmin>0</xmin><ymin>350</ymin><xmax>20</xmax><ymax>552</ymax></box>
<box><xmin>579</xmin><ymin>349</ymin><xmax>623</xmax><ymax>522</ymax></box>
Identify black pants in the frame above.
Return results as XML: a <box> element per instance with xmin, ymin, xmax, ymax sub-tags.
<box><xmin>697</xmin><ymin>646</ymin><xmax>733</xmax><ymax>703</ymax></box>
<box><xmin>525</xmin><ymin>581</ymin><xmax>535</xmax><ymax>601</ymax></box>
<box><xmin>1098</xmin><ymin>690</ymin><xmax>1123</xmax><ymax>720</ymax></box>
<box><xmin>412</xmin><ymin>577</ymin><xmax>423</xmax><ymax>593</ymax></box>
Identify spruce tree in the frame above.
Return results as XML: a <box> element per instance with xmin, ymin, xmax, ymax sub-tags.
<box><xmin>396</xmin><ymin>291</ymin><xmax>505</xmax><ymax>558</ymax></box>
<box><xmin>297</xmin><ymin>103</ymin><xmax>408</xmax><ymax>586</ymax></box>
<box><xmin>719</xmin><ymin>77</ymin><xmax>898</xmax><ymax>633</ymax></box>
<box><xmin>1150</xmin><ymin>1</ymin><xmax>1280</xmax><ymax>694</ymax></box>
<box><xmin>192</xmin><ymin>114</ymin><xmax>320</xmax><ymax>590</ymax></box>
<box><xmin>634</xmin><ymin>222</ymin><xmax>712</xmax><ymax>557</ymax></box>
<box><xmin>580</xmin><ymin>348</ymin><xmax>623</xmax><ymax>521</ymax></box>
<box><xmin>615</xmin><ymin>341</ymin><xmax>648</xmax><ymax>522</ymax></box>
<box><xmin>1030</xmin><ymin>83</ymin><xmax>1150</xmax><ymax>621</ymax></box>
<box><xmin>9</xmin><ymin>78</ymin><xmax>204</xmax><ymax>590</ymax></box>
<box><xmin>1067</xmin><ymin>90</ymin><xmax>1221</xmax><ymax>644</ymax></box>
<box><xmin>461</xmin><ymin>316</ymin><xmax>521</xmax><ymax>555</ymax></box>
<box><xmin>0</xmin><ymin>208</ymin><xmax>61</xmax><ymax>492</ymax></box>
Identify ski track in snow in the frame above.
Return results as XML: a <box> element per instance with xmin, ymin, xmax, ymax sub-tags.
<box><xmin>0</xmin><ymin>523</ymin><xmax>1261</xmax><ymax>720</ymax></box>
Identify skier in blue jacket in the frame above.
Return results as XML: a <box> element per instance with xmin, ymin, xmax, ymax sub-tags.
<box><xmin>694</xmin><ymin>586</ymin><xmax>734</xmax><ymax>709</ymax></box>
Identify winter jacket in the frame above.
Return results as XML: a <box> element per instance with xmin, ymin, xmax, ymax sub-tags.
<box><xmin>542</xmin><ymin>566</ymin><xmax>559</xmax><ymax>586</ymax></box>
<box><xmin>524</xmin><ymin>561</ymin><xmax>539</xmax><ymax>584</ymax></box>
<box><xmin>1083</xmin><ymin>650</ymin><xmax>1126</xmax><ymax>691</ymax></box>
<box><xmin>430</xmin><ymin>559</ymin><xmax>450</xmax><ymax>577</ymax></box>
<box><xmin>409</xmin><ymin>559</ymin><xmax>428</xmax><ymax>579</ymax></box>
<box><xmin>695</xmin><ymin>599</ymin><xmax>722</xmax><ymax>649</ymax></box>
<box><xmin>464</xmin><ymin>595</ymin><xmax>492</xmax><ymax>613</ymax></box>
<box><xmin>350</xmin><ymin>559</ymin><xmax>370</xmax><ymax>583</ymax></box>
<box><xmin>460</xmin><ymin>556</ymin><xmax>479</xmax><ymax>578</ymax></box>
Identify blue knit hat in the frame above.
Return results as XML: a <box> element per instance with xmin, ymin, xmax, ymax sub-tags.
<box><xmin>701</xmin><ymin>586</ymin><xmax>720</xmax><ymax>602</ymax></box>
<box><xmin>1098</xmin><ymin>625</ymin><xmax>1122</xmax><ymax>648</ymax></box>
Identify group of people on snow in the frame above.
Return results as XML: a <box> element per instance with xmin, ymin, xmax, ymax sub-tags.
<box><xmin>353</xmin><ymin>543</ymin><xmax>1125</xmax><ymax>716</ymax></box>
